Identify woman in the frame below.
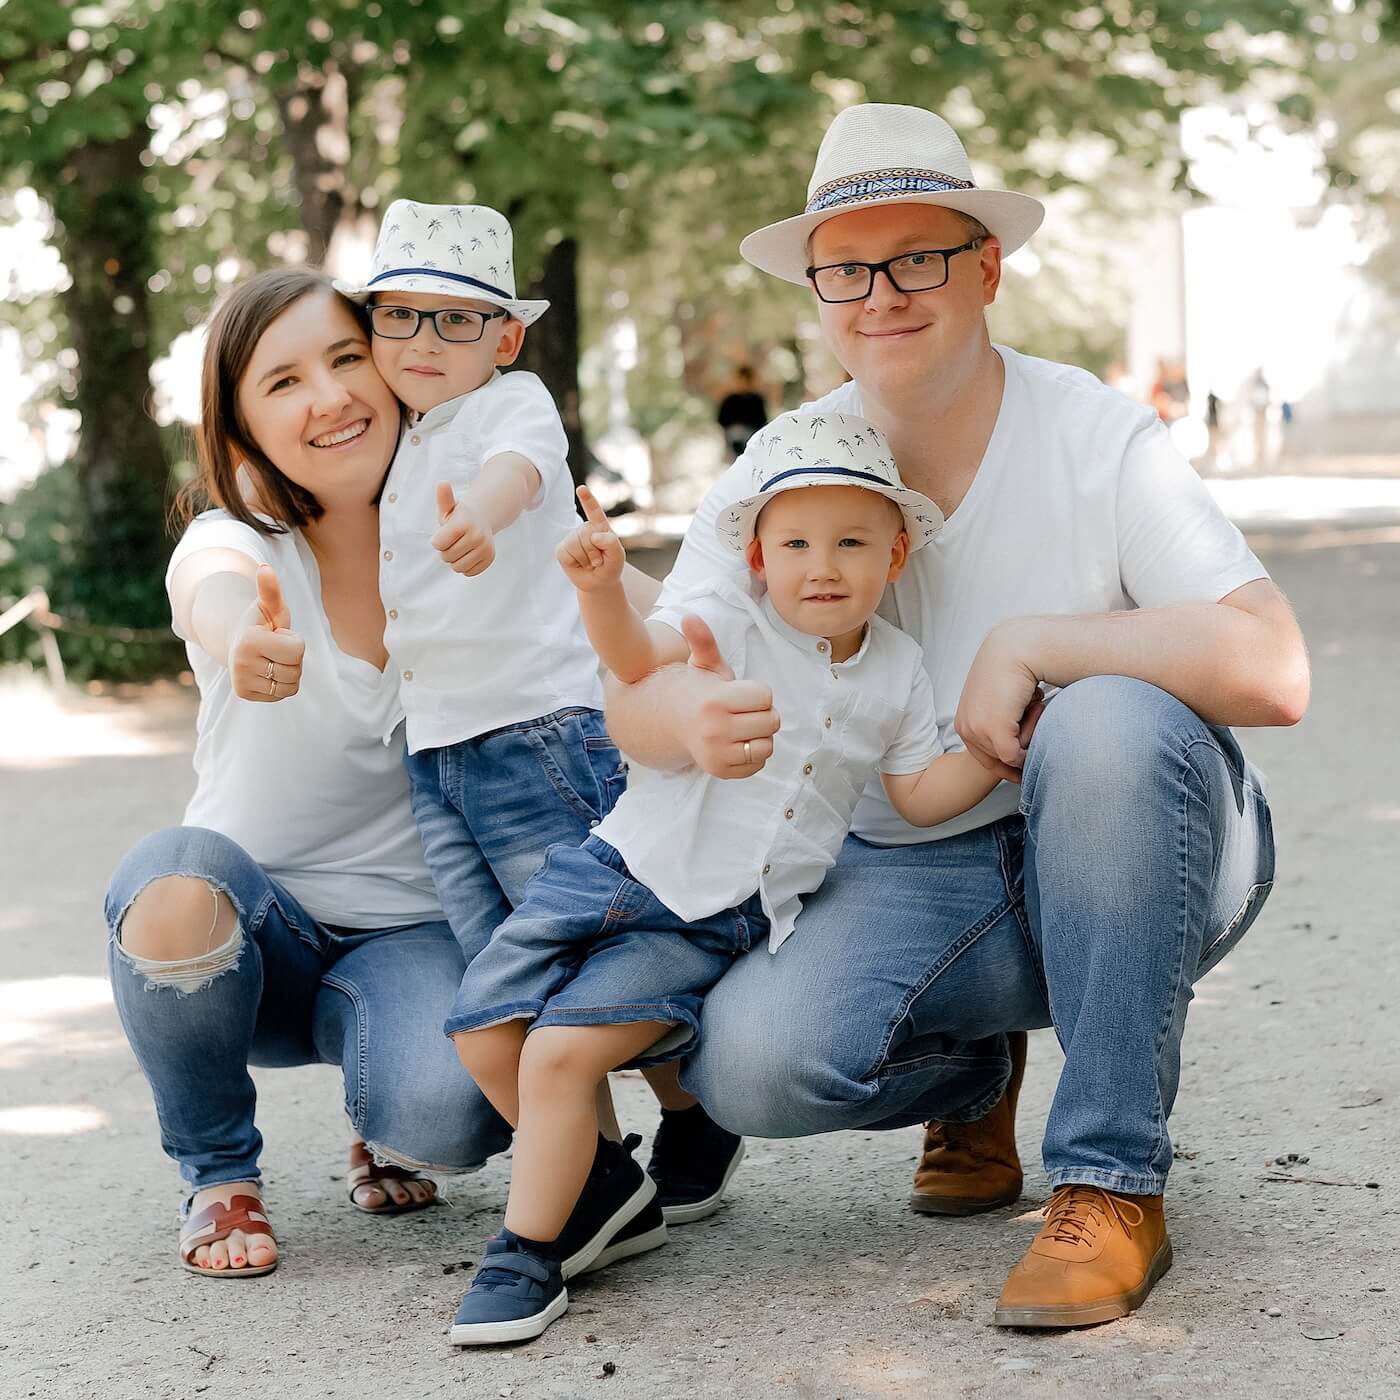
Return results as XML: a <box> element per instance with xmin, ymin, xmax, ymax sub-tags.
<box><xmin>105</xmin><ymin>268</ymin><xmax>511</xmax><ymax>1277</ymax></box>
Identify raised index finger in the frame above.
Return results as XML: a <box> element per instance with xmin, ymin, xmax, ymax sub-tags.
<box><xmin>575</xmin><ymin>484</ymin><xmax>612</xmax><ymax>531</ymax></box>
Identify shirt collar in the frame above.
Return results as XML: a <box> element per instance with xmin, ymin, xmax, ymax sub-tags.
<box><xmin>758</xmin><ymin>590</ymin><xmax>869</xmax><ymax>664</ymax></box>
<box><xmin>410</xmin><ymin>370</ymin><xmax>501</xmax><ymax>432</ymax></box>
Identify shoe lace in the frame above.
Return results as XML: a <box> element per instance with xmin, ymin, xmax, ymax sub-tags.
<box><xmin>1042</xmin><ymin>1185</ymin><xmax>1145</xmax><ymax>1249</ymax></box>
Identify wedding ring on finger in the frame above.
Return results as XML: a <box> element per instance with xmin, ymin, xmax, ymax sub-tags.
<box><xmin>744</xmin><ymin>740</ymin><xmax>753</xmax><ymax>766</ymax></box>
<box><xmin>264</xmin><ymin>661</ymin><xmax>275</xmax><ymax>682</ymax></box>
<box><xmin>267</xmin><ymin>675</ymin><xmax>277</xmax><ymax>697</ymax></box>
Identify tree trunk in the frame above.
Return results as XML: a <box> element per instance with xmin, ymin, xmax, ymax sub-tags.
<box><xmin>49</xmin><ymin>133</ymin><xmax>170</xmax><ymax>626</ymax></box>
<box><xmin>275</xmin><ymin>65</ymin><xmax>351</xmax><ymax>263</ymax></box>
<box><xmin>515</xmin><ymin>235</ymin><xmax>592</xmax><ymax>488</ymax></box>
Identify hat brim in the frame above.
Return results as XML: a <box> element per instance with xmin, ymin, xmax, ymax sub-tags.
<box><xmin>739</xmin><ymin>189</ymin><xmax>1045</xmax><ymax>286</ymax></box>
<box><xmin>332</xmin><ymin>272</ymin><xmax>549</xmax><ymax>327</ymax></box>
<box><xmin>717</xmin><ymin>476</ymin><xmax>944</xmax><ymax>554</ymax></box>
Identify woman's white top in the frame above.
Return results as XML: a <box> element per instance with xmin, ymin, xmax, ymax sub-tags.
<box><xmin>167</xmin><ymin>512</ymin><xmax>442</xmax><ymax>928</ymax></box>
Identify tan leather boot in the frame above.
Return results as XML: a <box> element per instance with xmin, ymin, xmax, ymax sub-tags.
<box><xmin>993</xmin><ymin>1184</ymin><xmax>1172</xmax><ymax>1328</ymax></box>
<box><xmin>910</xmin><ymin>1030</ymin><xmax>1027</xmax><ymax>1216</ymax></box>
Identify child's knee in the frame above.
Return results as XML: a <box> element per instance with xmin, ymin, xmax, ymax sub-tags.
<box><xmin>115</xmin><ymin>876</ymin><xmax>241</xmax><ymax>993</ymax></box>
<box><xmin>519</xmin><ymin>1026</ymin><xmax>606</xmax><ymax>1089</ymax></box>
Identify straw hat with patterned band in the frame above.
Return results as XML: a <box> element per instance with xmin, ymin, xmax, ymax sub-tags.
<box><xmin>335</xmin><ymin>200</ymin><xmax>549</xmax><ymax>326</ymax></box>
<box><xmin>716</xmin><ymin>411</ymin><xmax>944</xmax><ymax>553</ymax></box>
<box><xmin>739</xmin><ymin>104</ymin><xmax>1045</xmax><ymax>286</ymax></box>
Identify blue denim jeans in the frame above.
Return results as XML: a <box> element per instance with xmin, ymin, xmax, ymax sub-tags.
<box><xmin>105</xmin><ymin>826</ymin><xmax>511</xmax><ymax>1194</ymax></box>
<box><xmin>403</xmin><ymin>707</ymin><xmax>627</xmax><ymax>963</ymax></box>
<box><xmin>681</xmin><ymin>677</ymin><xmax>1276</xmax><ymax>1195</ymax></box>
<box><xmin>445</xmin><ymin>836</ymin><xmax>766</xmax><ymax>1067</ymax></box>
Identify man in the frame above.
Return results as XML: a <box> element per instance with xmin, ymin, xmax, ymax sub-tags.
<box><xmin>716</xmin><ymin>365</ymin><xmax>770</xmax><ymax>459</ymax></box>
<box><xmin>609</xmin><ymin>103</ymin><xmax>1308</xmax><ymax>1327</ymax></box>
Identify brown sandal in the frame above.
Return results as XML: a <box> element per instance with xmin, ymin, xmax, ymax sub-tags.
<box><xmin>346</xmin><ymin>1141</ymin><xmax>438</xmax><ymax>1215</ymax></box>
<box><xmin>179</xmin><ymin>1191</ymin><xmax>278</xmax><ymax>1278</ymax></box>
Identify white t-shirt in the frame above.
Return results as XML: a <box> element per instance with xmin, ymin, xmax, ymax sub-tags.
<box><xmin>378</xmin><ymin>369</ymin><xmax>604</xmax><ymax>753</ymax></box>
<box><xmin>653</xmin><ymin>346</ymin><xmax>1269</xmax><ymax>846</ymax></box>
<box><xmin>167</xmin><ymin>512</ymin><xmax>442</xmax><ymax>928</ymax></box>
<box><xmin>597</xmin><ymin>579</ymin><xmax>939</xmax><ymax>949</ymax></box>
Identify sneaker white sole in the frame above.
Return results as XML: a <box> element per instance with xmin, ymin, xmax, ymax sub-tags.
<box><xmin>450</xmin><ymin>1287</ymin><xmax>569</xmax><ymax>1346</ymax></box>
<box><xmin>659</xmin><ymin>1139</ymin><xmax>746</xmax><ymax>1225</ymax></box>
<box><xmin>580</xmin><ymin>1220</ymin><xmax>669</xmax><ymax>1275</ymax></box>
<box><xmin>561</xmin><ymin>1169</ymin><xmax>657</xmax><ymax>1280</ymax></box>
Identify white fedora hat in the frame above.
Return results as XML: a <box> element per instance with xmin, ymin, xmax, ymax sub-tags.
<box><xmin>716</xmin><ymin>410</ymin><xmax>944</xmax><ymax>553</ymax></box>
<box><xmin>739</xmin><ymin>104</ymin><xmax>1045</xmax><ymax>286</ymax></box>
<box><xmin>335</xmin><ymin>200</ymin><xmax>549</xmax><ymax>326</ymax></box>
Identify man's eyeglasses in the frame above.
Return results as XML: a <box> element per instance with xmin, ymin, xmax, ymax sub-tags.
<box><xmin>369</xmin><ymin>304</ymin><xmax>508</xmax><ymax>343</ymax></box>
<box><xmin>805</xmin><ymin>237</ymin><xmax>985</xmax><ymax>304</ymax></box>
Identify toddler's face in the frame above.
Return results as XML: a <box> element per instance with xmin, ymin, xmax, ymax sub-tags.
<box><xmin>369</xmin><ymin>290</ymin><xmax>525</xmax><ymax>413</ymax></box>
<box><xmin>747</xmin><ymin>486</ymin><xmax>909</xmax><ymax>646</ymax></box>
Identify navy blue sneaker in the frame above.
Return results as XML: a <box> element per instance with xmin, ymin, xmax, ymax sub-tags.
<box><xmin>558</xmin><ymin>1133</ymin><xmax>665</xmax><ymax>1278</ymax></box>
<box><xmin>646</xmin><ymin>1104</ymin><xmax>745</xmax><ymax>1224</ymax></box>
<box><xmin>450</xmin><ymin>1234</ymin><xmax>567</xmax><ymax>1346</ymax></box>
<box><xmin>579</xmin><ymin>1189</ymin><xmax>668</xmax><ymax>1275</ymax></box>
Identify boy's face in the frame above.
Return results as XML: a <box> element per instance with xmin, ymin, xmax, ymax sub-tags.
<box><xmin>745</xmin><ymin>486</ymin><xmax>909</xmax><ymax>645</ymax></box>
<box><xmin>369</xmin><ymin>290</ymin><xmax>525</xmax><ymax>413</ymax></box>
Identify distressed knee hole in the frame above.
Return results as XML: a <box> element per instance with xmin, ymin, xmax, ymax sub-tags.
<box><xmin>117</xmin><ymin>877</ymin><xmax>243</xmax><ymax>993</ymax></box>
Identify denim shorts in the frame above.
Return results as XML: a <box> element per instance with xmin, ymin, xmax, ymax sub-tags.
<box><xmin>445</xmin><ymin>836</ymin><xmax>768</xmax><ymax>1067</ymax></box>
<box><xmin>403</xmin><ymin>706</ymin><xmax>628</xmax><ymax>964</ymax></box>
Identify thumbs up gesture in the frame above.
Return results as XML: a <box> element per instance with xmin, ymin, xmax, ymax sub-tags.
<box><xmin>678</xmin><ymin>613</ymin><xmax>779</xmax><ymax>778</ymax></box>
<box><xmin>231</xmin><ymin>565</ymin><xmax>306</xmax><ymax>702</ymax></box>
<box><xmin>431</xmin><ymin>481</ymin><xmax>496</xmax><ymax>576</ymax></box>
<box><xmin>556</xmin><ymin>485</ymin><xmax>626</xmax><ymax>592</ymax></box>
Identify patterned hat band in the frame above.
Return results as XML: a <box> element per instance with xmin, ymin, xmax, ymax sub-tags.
<box><xmin>759</xmin><ymin>465</ymin><xmax>897</xmax><ymax>493</ymax></box>
<box><xmin>806</xmin><ymin>167</ymin><xmax>975</xmax><ymax>214</ymax></box>
<box><xmin>367</xmin><ymin>266</ymin><xmax>511</xmax><ymax>300</ymax></box>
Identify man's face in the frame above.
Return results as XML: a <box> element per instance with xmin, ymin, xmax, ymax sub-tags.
<box><xmin>369</xmin><ymin>290</ymin><xmax>525</xmax><ymax>413</ymax></box>
<box><xmin>746</xmin><ymin>485</ymin><xmax>909</xmax><ymax>644</ymax></box>
<box><xmin>807</xmin><ymin>203</ymin><xmax>1001</xmax><ymax>396</ymax></box>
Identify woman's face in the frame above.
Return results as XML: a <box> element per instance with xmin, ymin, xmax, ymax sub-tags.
<box><xmin>236</xmin><ymin>289</ymin><xmax>401</xmax><ymax>511</ymax></box>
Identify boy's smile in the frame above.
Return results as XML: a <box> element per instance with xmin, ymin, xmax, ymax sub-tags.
<box><xmin>369</xmin><ymin>290</ymin><xmax>525</xmax><ymax>414</ymax></box>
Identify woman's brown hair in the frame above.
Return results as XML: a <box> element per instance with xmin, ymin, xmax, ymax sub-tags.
<box><xmin>177</xmin><ymin>267</ymin><xmax>373</xmax><ymax>535</ymax></box>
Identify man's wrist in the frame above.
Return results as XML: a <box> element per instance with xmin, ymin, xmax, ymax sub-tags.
<box><xmin>991</xmin><ymin>615</ymin><xmax>1054</xmax><ymax>682</ymax></box>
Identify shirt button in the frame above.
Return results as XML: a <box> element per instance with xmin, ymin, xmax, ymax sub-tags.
<box><xmin>387</xmin><ymin>492</ymin><xmax>397</xmax><ymax>504</ymax></box>
<box><xmin>784</xmin><ymin>807</ymin><xmax>794</xmax><ymax>820</ymax></box>
<box><xmin>383</xmin><ymin>549</ymin><xmax>393</xmax><ymax>561</ymax></box>
<box><xmin>824</xmin><ymin>716</ymin><xmax>832</xmax><ymax>729</ymax></box>
<box><xmin>762</xmin><ymin>863</ymin><xmax>771</xmax><ymax>875</ymax></box>
<box><xmin>410</xmin><ymin>434</ymin><xmax>421</xmax><ymax>446</ymax></box>
<box><xmin>388</xmin><ymin>608</ymin><xmax>399</xmax><ymax>620</ymax></box>
<box><xmin>816</xmin><ymin>640</ymin><xmax>828</xmax><ymax>653</ymax></box>
<box><xmin>403</xmin><ymin>669</ymin><xmax>413</xmax><ymax>681</ymax></box>
<box><xmin>802</xmin><ymin>763</ymin><xmax>813</xmax><ymax>776</ymax></box>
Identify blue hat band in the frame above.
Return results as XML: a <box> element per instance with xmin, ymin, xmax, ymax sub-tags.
<box><xmin>368</xmin><ymin>266</ymin><xmax>513</xmax><ymax>300</ymax></box>
<box><xmin>759</xmin><ymin>465</ymin><xmax>899</xmax><ymax>494</ymax></box>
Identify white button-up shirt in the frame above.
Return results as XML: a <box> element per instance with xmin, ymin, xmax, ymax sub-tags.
<box><xmin>593</xmin><ymin>578</ymin><xmax>940</xmax><ymax>950</ymax></box>
<box><xmin>378</xmin><ymin>370</ymin><xmax>604</xmax><ymax>752</ymax></box>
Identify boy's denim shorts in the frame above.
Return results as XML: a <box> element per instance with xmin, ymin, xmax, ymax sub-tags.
<box><xmin>444</xmin><ymin>836</ymin><xmax>769</xmax><ymax>1067</ymax></box>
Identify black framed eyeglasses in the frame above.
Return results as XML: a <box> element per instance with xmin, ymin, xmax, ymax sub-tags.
<box><xmin>369</xmin><ymin>304</ymin><xmax>508</xmax><ymax>343</ymax></box>
<box><xmin>805</xmin><ymin>238</ymin><xmax>985</xmax><ymax>303</ymax></box>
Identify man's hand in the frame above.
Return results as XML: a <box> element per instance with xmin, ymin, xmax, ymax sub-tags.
<box><xmin>431</xmin><ymin>482</ymin><xmax>496</xmax><ymax>576</ymax></box>
<box><xmin>557</xmin><ymin>485</ymin><xmax>626</xmax><ymax>591</ymax></box>
<box><xmin>230</xmin><ymin>565</ymin><xmax>304</xmax><ymax>702</ymax></box>
<box><xmin>954</xmin><ymin>619</ymin><xmax>1046</xmax><ymax>783</ymax></box>
<box><xmin>678</xmin><ymin>615</ymin><xmax>780</xmax><ymax>778</ymax></box>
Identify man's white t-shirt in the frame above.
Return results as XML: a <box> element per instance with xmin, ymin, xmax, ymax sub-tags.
<box><xmin>652</xmin><ymin>346</ymin><xmax>1269</xmax><ymax>846</ymax></box>
<box><xmin>167</xmin><ymin>513</ymin><xmax>443</xmax><ymax>928</ymax></box>
<box><xmin>378</xmin><ymin>370</ymin><xmax>604</xmax><ymax>753</ymax></box>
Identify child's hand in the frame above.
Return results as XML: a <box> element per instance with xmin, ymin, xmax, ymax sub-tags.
<box><xmin>556</xmin><ymin>485</ymin><xmax>625</xmax><ymax>591</ymax></box>
<box><xmin>432</xmin><ymin>482</ymin><xmax>496</xmax><ymax>577</ymax></box>
<box><xmin>230</xmin><ymin>565</ymin><xmax>305</xmax><ymax>702</ymax></box>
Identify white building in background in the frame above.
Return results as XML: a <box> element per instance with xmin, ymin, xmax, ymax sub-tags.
<box><xmin>1129</xmin><ymin>104</ymin><xmax>1400</xmax><ymax>467</ymax></box>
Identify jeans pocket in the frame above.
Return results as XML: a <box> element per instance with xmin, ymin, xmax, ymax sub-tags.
<box><xmin>525</xmin><ymin>709</ymin><xmax>625</xmax><ymax>825</ymax></box>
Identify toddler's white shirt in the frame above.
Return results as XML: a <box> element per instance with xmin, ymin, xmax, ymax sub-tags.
<box><xmin>594</xmin><ymin>578</ymin><xmax>940</xmax><ymax>950</ymax></box>
<box><xmin>378</xmin><ymin>370</ymin><xmax>603</xmax><ymax>753</ymax></box>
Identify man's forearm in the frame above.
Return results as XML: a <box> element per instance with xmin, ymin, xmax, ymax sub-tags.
<box><xmin>603</xmin><ymin>665</ymin><xmax>699</xmax><ymax>769</ymax></box>
<box><xmin>1010</xmin><ymin>589</ymin><xmax>1309</xmax><ymax>727</ymax></box>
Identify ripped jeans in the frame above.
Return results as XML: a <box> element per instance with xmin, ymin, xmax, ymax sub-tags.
<box><xmin>105</xmin><ymin>826</ymin><xmax>511</xmax><ymax>1194</ymax></box>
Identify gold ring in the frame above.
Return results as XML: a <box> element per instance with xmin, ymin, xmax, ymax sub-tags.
<box><xmin>267</xmin><ymin>676</ymin><xmax>277</xmax><ymax>696</ymax></box>
<box><xmin>744</xmin><ymin>740</ymin><xmax>753</xmax><ymax>765</ymax></box>
<box><xmin>264</xmin><ymin>661</ymin><xmax>275</xmax><ymax>681</ymax></box>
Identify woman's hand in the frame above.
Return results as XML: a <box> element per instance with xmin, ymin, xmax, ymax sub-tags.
<box><xmin>557</xmin><ymin>485</ymin><xmax>626</xmax><ymax>592</ymax></box>
<box><xmin>230</xmin><ymin>566</ymin><xmax>305</xmax><ymax>702</ymax></box>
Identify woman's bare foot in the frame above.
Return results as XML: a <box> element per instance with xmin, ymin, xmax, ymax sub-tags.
<box><xmin>184</xmin><ymin>1182</ymin><xmax>277</xmax><ymax>1274</ymax></box>
<box><xmin>346</xmin><ymin>1139</ymin><xmax>438</xmax><ymax>1213</ymax></box>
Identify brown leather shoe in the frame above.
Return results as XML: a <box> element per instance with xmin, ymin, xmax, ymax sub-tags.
<box><xmin>910</xmin><ymin>1030</ymin><xmax>1027</xmax><ymax>1216</ymax></box>
<box><xmin>993</xmin><ymin>1185</ymin><xmax>1172</xmax><ymax>1328</ymax></box>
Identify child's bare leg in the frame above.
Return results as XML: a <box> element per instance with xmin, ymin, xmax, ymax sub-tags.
<box><xmin>506</xmin><ymin>1022</ymin><xmax>670</xmax><ymax>1241</ymax></box>
<box><xmin>642</xmin><ymin>1062</ymin><xmax>698</xmax><ymax>1111</ymax></box>
<box><xmin>595</xmin><ymin>1081</ymin><xmax>623</xmax><ymax>1142</ymax></box>
<box><xmin>453</xmin><ymin>1020</ymin><xmax>528</xmax><ymax>1128</ymax></box>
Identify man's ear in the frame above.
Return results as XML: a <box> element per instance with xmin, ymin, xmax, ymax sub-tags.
<box><xmin>744</xmin><ymin>536</ymin><xmax>765</xmax><ymax>580</ymax></box>
<box><xmin>886</xmin><ymin>529</ymin><xmax>910</xmax><ymax>582</ymax></box>
<box><xmin>495</xmin><ymin>318</ymin><xmax>526</xmax><ymax>366</ymax></box>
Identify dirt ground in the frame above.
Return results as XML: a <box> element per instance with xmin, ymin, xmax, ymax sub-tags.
<box><xmin>2</xmin><ymin>524</ymin><xmax>1397</xmax><ymax>1399</ymax></box>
